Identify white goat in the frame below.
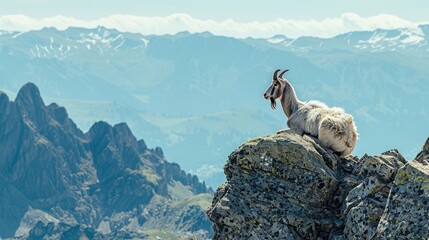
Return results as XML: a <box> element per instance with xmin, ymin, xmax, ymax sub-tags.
<box><xmin>263</xmin><ymin>69</ymin><xmax>358</xmax><ymax>157</ymax></box>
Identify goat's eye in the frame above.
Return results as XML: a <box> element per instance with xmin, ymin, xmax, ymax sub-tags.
<box><xmin>274</xmin><ymin>84</ymin><xmax>278</xmax><ymax>87</ymax></box>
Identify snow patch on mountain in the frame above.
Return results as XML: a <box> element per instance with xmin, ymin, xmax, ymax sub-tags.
<box><xmin>267</xmin><ymin>37</ymin><xmax>285</xmax><ymax>44</ymax></box>
<box><xmin>0</xmin><ymin>27</ymin><xmax>150</xmax><ymax>60</ymax></box>
<box><xmin>263</xmin><ymin>26</ymin><xmax>428</xmax><ymax>52</ymax></box>
<box><xmin>141</xmin><ymin>38</ymin><xmax>149</xmax><ymax>47</ymax></box>
<box><xmin>355</xmin><ymin>27</ymin><xmax>426</xmax><ymax>51</ymax></box>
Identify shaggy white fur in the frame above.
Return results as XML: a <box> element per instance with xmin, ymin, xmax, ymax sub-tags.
<box><xmin>264</xmin><ymin>69</ymin><xmax>358</xmax><ymax>157</ymax></box>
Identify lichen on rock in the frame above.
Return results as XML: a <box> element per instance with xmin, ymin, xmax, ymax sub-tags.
<box><xmin>207</xmin><ymin>132</ymin><xmax>429</xmax><ymax>240</ymax></box>
<box><xmin>375</xmin><ymin>160</ymin><xmax>429</xmax><ymax>239</ymax></box>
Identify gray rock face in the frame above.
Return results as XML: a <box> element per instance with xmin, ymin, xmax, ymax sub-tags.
<box><xmin>207</xmin><ymin>133</ymin><xmax>429</xmax><ymax>239</ymax></box>
<box><xmin>0</xmin><ymin>83</ymin><xmax>212</xmax><ymax>239</ymax></box>
<box><xmin>207</xmin><ymin>134</ymin><xmax>344</xmax><ymax>239</ymax></box>
<box><xmin>375</xmin><ymin>160</ymin><xmax>429</xmax><ymax>239</ymax></box>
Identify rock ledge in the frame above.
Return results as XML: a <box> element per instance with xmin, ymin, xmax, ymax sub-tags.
<box><xmin>207</xmin><ymin>133</ymin><xmax>429</xmax><ymax>240</ymax></box>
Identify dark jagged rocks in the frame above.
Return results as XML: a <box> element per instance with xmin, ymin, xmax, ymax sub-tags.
<box><xmin>0</xmin><ymin>83</ymin><xmax>212</xmax><ymax>239</ymax></box>
<box><xmin>207</xmin><ymin>133</ymin><xmax>429</xmax><ymax>240</ymax></box>
<box><xmin>415</xmin><ymin>137</ymin><xmax>429</xmax><ymax>164</ymax></box>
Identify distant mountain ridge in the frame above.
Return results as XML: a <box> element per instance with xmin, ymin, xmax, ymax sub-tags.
<box><xmin>1</xmin><ymin>26</ymin><xmax>428</xmax><ymax>188</ymax></box>
<box><xmin>3</xmin><ymin>25</ymin><xmax>429</xmax><ymax>57</ymax></box>
<box><xmin>0</xmin><ymin>83</ymin><xmax>212</xmax><ymax>239</ymax></box>
<box><xmin>264</xmin><ymin>25</ymin><xmax>429</xmax><ymax>52</ymax></box>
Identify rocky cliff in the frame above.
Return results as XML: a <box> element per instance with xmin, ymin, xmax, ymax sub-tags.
<box><xmin>207</xmin><ymin>132</ymin><xmax>429</xmax><ymax>239</ymax></box>
<box><xmin>0</xmin><ymin>83</ymin><xmax>212</xmax><ymax>239</ymax></box>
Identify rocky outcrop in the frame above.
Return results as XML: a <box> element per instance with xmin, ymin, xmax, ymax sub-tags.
<box><xmin>0</xmin><ymin>83</ymin><xmax>212</xmax><ymax>239</ymax></box>
<box><xmin>207</xmin><ymin>133</ymin><xmax>429</xmax><ymax>239</ymax></box>
<box><xmin>27</xmin><ymin>221</ymin><xmax>106</xmax><ymax>240</ymax></box>
<box><xmin>374</xmin><ymin>142</ymin><xmax>429</xmax><ymax>240</ymax></box>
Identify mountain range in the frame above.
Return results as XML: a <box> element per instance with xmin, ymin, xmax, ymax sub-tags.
<box><xmin>1</xmin><ymin>26</ymin><xmax>428</xmax><ymax>187</ymax></box>
<box><xmin>0</xmin><ymin>83</ymin><xmax>212</xmax><ymax>239</ymax></box>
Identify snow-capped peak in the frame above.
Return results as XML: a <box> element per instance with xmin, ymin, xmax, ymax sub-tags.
<box><xmin>355</xmin><ymin>26</ymin><xmax>426</xmax><ymax>51</ymax></box>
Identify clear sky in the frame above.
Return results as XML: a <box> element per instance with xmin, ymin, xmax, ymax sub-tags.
<box><xmin>1</xmin><ymin>0</ymin><xmax>428</xmax><ymax>38</ymax></box>
<box><xmin>1</xmin><ymin>0</ymin><xmax>429</xmax><ymax>21</ymax></box>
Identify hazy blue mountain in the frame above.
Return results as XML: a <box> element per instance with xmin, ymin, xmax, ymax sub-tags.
<box><xmin>0</xmin><ymin>83</ymin><xmax>212</xmax><ymax>239</ymax></box>
<box><xmin>1</xmin><ymin>26</ymin><xmax>428</xmax><ymax>187</ymax></box>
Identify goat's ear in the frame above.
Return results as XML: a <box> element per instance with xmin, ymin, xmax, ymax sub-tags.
<box><xmin>279</xmin><ymin>69</ymin><xmax>289</xmax><ymax>79</ymax></box>
<box><xmin>273</xmin><ymin>69</ymin><xmax>281</xmax><ymax>80</ymax></box>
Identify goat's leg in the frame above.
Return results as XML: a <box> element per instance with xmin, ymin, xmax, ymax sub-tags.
<box><xmin>277</xmin><ymin>128</ymin><xmax>304</xmax><ymax>135</ymax></box>
<box><xmin>306</xmin><ymin>134</ymin><xmax>321</xmax><ymax>145</ymax></box>
<box><xmin>276</xmin><ymin>128</ymin><xmax>289</xmax><ymax>134</ymax></box>
<box><xmin>290</xmin><ymin>127</ymin><xmax>304</xmax><ymax>136</ymax></box>
<box><xmin>304</xmin><ymin>134</ymin><xmax>339</xmax><ymax>170</ymax></box>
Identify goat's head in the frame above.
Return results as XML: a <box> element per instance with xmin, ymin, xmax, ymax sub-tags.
<box><xmin>263</xmin><ymin>69</ymin><xmax>289</xmax><ymax>109</ymax></box>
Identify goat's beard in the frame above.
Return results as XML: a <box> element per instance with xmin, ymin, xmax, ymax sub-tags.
<box><xmin>270</xmin><ymin>98</ymin><xmax>276</xmax><ymax>110</ymax></box>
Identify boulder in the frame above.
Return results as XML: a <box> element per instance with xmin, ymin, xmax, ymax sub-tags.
<box><xmin>207</xmin><ymin>132</ymin><xmax>428</xmax><ymax>239</ymax></box>
<box><xmin>207</xmin><ymin>133</ymin><xmax>339</xmax><ymax>239</ymax></box>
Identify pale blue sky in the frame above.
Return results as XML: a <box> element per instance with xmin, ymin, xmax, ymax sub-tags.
<box><xmin>1</xmin><ymin>1</ymin><xmax>428</xmax><ymax>38</ymax></box>
<box><xmin>1</xmin><ymin>0</ymin><xmax>429</xmax><ymax>22</ymax></box>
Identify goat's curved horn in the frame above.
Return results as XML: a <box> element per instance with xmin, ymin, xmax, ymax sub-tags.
<box><xmin>273</xmin><ymin>69</ymin><xmax>281</xmax><ymax>80</ymax></box>
<box><xmin>279</xmin><ymin>69</ymin><xmax>289</xmax><ymax>79</ymax></box>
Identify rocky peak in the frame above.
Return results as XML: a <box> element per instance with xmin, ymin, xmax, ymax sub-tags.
<box><xmin>0</xmin><ymin>83</ymin><xmax>213</xmax><ymax>239</ymax></box>
<box><xmin>112</xmin><ymin>122</ymin><xmax>139</xmax><ymax>148</ymax></box>
<box><xmin>88</xmin><ymin>120</ymin><xmax>113</xmax><ymax>136</ymax></box>
<box><xmin>47</xmin><ymin>103</ymin><xmax>68</xmax><ymax>122</ymax></box>
<box><xmin>87</xmin><ymin>121</ymin><xmax>138</xmax><ymax>149</ymax></box>
<box><xmin>207</xmin><ymin>132</ymin><xmax>429</xmax><ymax>239</ymax></box>
<box><xmin>15</xmin><ymin>82</ymin><xmax>45</xmax><ymax>110</ymax></box>
<box><xmin>0</xmin><ymin>91</ymin><xmax>9</xmax><ymax>110</ymax></box>
<box><xmin>14</xmin><ymin>82</ymin><xmax>49</xmax><ymax>128</ymax></box>
<box><xmin>137</xmin><ymin>139</ymin><xmax>148</xmax><ymax>152</ymax></box>
<box><xmin>46</xmin><ymin>103</ymin><xmax>83</xmax><ymax>137</ymax></box>
<box><xmin>416</xmin><ymin>138</ymin><xmax>429</xmax><ymax>164</ymax></box>
<box><xmin>87</xmin><ymin>121</ymin><xmax>141</xmax><ymax>172</ymax></box>
<box><xmin>423</xmin><ymin>138</ymin><xmax>429</xmax><ymax>152</ymax></box>
<box><xmin>87</xmin><ymin>121</ymin><xmax>115</xmax><ymax>151</ymax></box>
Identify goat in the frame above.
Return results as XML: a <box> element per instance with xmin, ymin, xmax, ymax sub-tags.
<box><xmin>263</xmin><ymin>69</ymin><xmax>358</xmax><ymax>157</ymax></box>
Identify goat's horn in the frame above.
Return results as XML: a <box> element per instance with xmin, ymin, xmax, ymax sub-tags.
<box><xmin>273</xmin><ymin>69</ymin><xmax>281</xmax><ymax>80</ymax></box>
<box><xmin>279</xmin><ymin>69</ymin><xmax>289</xmax><ymax>79</ymax></box>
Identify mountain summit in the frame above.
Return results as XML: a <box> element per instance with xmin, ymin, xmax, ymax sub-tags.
<box><xmin>207</xmin><ymin>132</ymin><xmax>429</xmax><ymax>239</ymax></box>
<box><xmin>0</xmin><ymin>83</ymin><xmax>212</xmax><ymax>239</ymax></box>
